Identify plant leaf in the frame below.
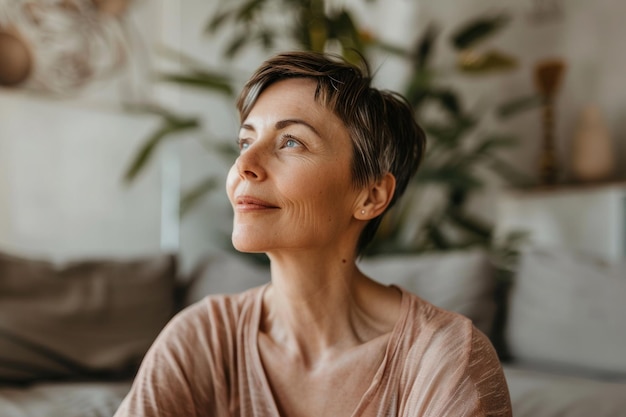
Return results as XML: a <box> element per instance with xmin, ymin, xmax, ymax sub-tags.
<box><xmin>497</xmin><ymin>94</ymin><xmax>542</xmax><ymax>118</ymax></box>
<box><xmin>180</xmin><ymin>176</ymin><xmax>218</xmax><ymax>216</ymax></box>
<box><xmin>471</xmin><ymin>135</ymin><xmax>518</xmax><ymax>159</ymax></box>
<box><xmin>260</xmin><ymin>29</ymin><xmax>275</xmax><ymax>49</ymax></box>
<box><xmin>451</xmin><ymin>15</ymin><xmax>510</xmax><ymax>50</ymax></box>
<box><xmin>236</xmin><ymin>0</ymin><xmax>265</xmax><ymax>21</ymax></box>
<box><xmin>414</xmin><ymin>24</ymin><xmax>439</xmax><ymax>70</ymax></box>
<box><xmin>422</xmin><ymin>116</ymin><xmax>476</xmax><ymax>147</ymax></box>
<box><xmin>124</xmin><ymin>125</ymin><xmax>172</xmax><ymax>183</ymax></box>
<box><xmin>124</xmin><ymin>118</ymin><xmax>199</xmax><ymax>183</ymax></box>
<box><xmin>414</xmin><ymin>166</ymin><xmax>483</xmax><ymax>190</ymax></box>
<box><xmin>429</xmin><ymin>89</ymin><xmax>462</xmax><ymax>117</ymax></box>
<box><xmin>446</xmin><ymin>207</ymin><xmax>492</xmax><ymax>238</ymax></box>
<box><xmin>225</xmin><ymin>31</ymin><xmax>251</xmax><ymax>58</ymax></box>
<box><xmin>333</xmin><ymin>10</ymin><xmax>365</xmax><ymax>58</ymax></box>
<box><xmin>483</xmin><ymin>154</ymin><xmax>537</xmax><ymax>187</ymax></box>
<box><xmin>205</xmin><ymin>8</ymin><xmax>233</xmax><ymax>33</ymax></box>
<box><xmin>405</xmin><ymin>69</ymin><xmax>432</xmax><ymax>108</ymax></box>
<box><xmin>159</xmin><ymin>71</ymin><xmax>233</xmax><ymax>96</ymax></box>
<box><xmin>457</xmin><ymin>49</ymin><xmax>518</xmax><ymax>73</ymax></box>
<box><xmin>372</xmin><ymin>39</ymin><xmax>411</xmax><ymax>58</ymax></box>
<box><xmin>425</xmin><ymin>220</ymin><xmax>452</xmax><ymax>250</ymax></box>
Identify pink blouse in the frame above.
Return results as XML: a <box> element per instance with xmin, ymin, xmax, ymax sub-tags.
<box><xmin>115</xmin><ymin>285</ymin><xmax>512</xmax><ymax>416</ymax></box>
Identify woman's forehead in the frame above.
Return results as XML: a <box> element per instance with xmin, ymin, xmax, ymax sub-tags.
<box><xmin>246</xmin><ymin>79</ymin><xmax>338</xmax><ymax>127</ymax></box>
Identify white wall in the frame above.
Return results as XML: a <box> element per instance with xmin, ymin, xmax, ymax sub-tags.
<box><xmin>0</xmin><ymin>91</ymin><xmax>163</xmax><ymax>261</ymax></box>
<box><xmin>0</xmin><ymin>0</ymin><xmax>163</xmax><ymax>262</ymax></box>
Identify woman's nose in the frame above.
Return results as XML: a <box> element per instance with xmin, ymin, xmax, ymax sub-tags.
<box><xmin>235</xmin><ymin>143</ymin><xmax>267</xmax><ymax>181</ymax></box>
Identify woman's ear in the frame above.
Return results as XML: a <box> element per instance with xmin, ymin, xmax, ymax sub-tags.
<box><xmin>355</xmin><ymin>173</ymin><xmax>396</xmax><ymax>220</ymax></box>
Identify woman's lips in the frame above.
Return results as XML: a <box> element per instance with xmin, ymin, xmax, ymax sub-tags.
<box><xmin>235</xmin><ymin>196</ymin><xmax>279</xmax><ymax>211</ymax></box>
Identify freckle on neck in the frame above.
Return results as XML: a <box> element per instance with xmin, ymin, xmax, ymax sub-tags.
<box><xmin>342</xmin><ymin>259</ymin><xmax>347</xmax><ymax>264</ymax></box>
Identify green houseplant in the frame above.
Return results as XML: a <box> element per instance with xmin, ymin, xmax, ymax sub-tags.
<box><xmin>124</xmin><ymin>0</ymin><xmax>535</xmax><ymax>257</ymax></box>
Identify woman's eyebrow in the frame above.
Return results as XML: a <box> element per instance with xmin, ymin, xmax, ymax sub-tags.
<box><xmin>240</xmin><ymin>123</ymin><xmax>255</xmax><ymax>132</ymax></box>
<box><xmin>240</xmin><ymin>119</ymin><xmax>322</xmax><ymax>137</ymax></box>
<box><xmin>274</xmin><ymin>119</ymin><xmax>320</xmax><ymax>136</ymax></box>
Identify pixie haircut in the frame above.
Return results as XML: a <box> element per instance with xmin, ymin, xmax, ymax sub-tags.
<box><xmin>236</xmin><ymin>51</ymin><xmax>426</xmax><ymax>255</ymax></box>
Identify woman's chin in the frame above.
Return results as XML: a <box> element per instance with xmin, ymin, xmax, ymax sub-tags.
<box><xmin>232</xmin><ymin>245</ymin><xmax>265</xmax><ymax>254</ymax></box>
<box><xmin>231</xmin><ymin>234</ymin><xmax>269</xmax><ymax>253</ymax></box>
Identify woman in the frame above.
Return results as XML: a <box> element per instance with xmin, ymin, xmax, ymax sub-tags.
<box><xmin>114</xmin><ymin>51</ymin><xmax>512</xmax><ymax>417</ymax></box>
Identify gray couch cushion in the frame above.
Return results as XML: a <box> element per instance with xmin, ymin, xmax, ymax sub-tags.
<box><xmin>183</xmin><ymin>252</ymin><xmax>270</xmax><ymax>306</ymax></box>
<box><xmin>0</xmin><ymin>380</ymin><xmax>131</xmax><ymax>417</ymax></box>
<box><xmin>358</xmin><ymin>249</ymin><xmax>498</xmax><ymax>334</ymax></box>
<box><xmin>506</xmin><ymin>249</ymin><xmax>626</xmax><ymax>377</ymax></box>
<box><xmin>504</xmin><ymin>365</ymin><xmax>626</xmax><ymax>417</ymax></box>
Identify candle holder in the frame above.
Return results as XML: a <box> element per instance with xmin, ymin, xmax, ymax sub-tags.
<box><xmin>533</xmin><ymin>58</ymin><xmax>566</xmax><ymax>185</ymax></box>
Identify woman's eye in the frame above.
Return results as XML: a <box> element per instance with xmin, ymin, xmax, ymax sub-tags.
<box><xmin>283</xmin><ymin>137</ymin><xmax>301</xmax><ymax>148</ymax></box>
<box><xmin>237</xmin><ymin>138</ymin><xmax>250</xmax><ymax>151</ymax></box>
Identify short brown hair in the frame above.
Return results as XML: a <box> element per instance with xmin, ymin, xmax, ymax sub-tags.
<box><xmin>237</xmin><ymin>51</ymin><xmax>426</xmax><ymax>255</ymax></box>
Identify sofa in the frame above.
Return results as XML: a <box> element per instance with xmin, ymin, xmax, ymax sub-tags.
<box><xmin>0</xmin><ymin>247</ymin><xmax>625</xmax><ymax>416</ymax></box>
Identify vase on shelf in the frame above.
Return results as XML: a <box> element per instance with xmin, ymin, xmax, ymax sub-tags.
<box><xmin>570</xmin><ymin>104</ymin><xmax>615</xmax><ymax>183</ymax></box>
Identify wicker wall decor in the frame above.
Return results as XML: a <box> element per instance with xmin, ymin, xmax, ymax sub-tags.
<box><xmin>0</xmin><ymin>0</ymin><xmax>132</xmax><ymax>94</ymax></box>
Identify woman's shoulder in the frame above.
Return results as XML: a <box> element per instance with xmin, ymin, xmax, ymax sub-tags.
<box><xmin>176</xmin><ymin>285</ymin><xmax>265</xmax><ymax>325</ymax></box>
<box><xmin>397</xmin><ymin>286</ymin><xmax>474</xmax><ymax>334</ymax></box>
<box><xmin>393</xmin><ymin>288</ymin><xmax>510</xmax><ymax>413</ymax></box>
<box><xmin>394</xmin><ymin>286</ymin><xmax>485</xmax><ymax>360</ymax></box>
<box><xmin>158</xmin><ymin>285</ymin><xmax>266</xmax><ymax>345</ymax></box>
<box><xmin>395</xmin><ymin>286</ymin><xmax>504</xmax><ymax>376</ymax></box>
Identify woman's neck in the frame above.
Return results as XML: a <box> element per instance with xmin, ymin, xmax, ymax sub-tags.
<box><xmin>261</xmin><ymin>250</ymin><xmax>401</xmax><ymax>368</ymax></box>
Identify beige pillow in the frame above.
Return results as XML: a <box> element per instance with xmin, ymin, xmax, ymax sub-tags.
<box><xmin>0</xmin><ymin>251</ymin><xmax>177</xmax><ymax>383</ymax></box>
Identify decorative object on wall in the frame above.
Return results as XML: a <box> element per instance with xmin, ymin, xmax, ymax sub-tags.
<box><xmin>571</xmin><ymin>104</ymin><xmax>615</xmax><ymax>183</ymax></box>
<box><xmin>0</xmin><ymin>0</ymin><xmax>132</xmax><ymax>94</ymax></box>
<box><xmin>533</xmin><ymin>58</ymin><xmax>566</xmax><ymax>185</ymax></box>
<box><xmin>0</xmin><ymin>27</ymin><xmax>32</xmax><ymax>86</ymax></box>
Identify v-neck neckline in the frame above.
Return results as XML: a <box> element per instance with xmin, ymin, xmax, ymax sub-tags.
<box><xmin>247</xmin><ymin>284</ymin><xmax>410</xmax><ymax>417</ymax></box>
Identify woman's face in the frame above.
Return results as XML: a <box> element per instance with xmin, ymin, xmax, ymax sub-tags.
<box><xmin>226</xmin><ymin>78</ymin><xmax>365</xmax><ymax>255</ymax></box>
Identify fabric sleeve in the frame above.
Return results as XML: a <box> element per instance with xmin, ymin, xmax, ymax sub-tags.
<box><xmin>113</xmin><ymin>302</ymin><xmax>222</xmax><ymax>417</ymax></box>
<box><xmin>464</xmin><ymin>328</ymin><xmax>512</xmax><ymax>417</ymax></box>
<box><xmin>398</xmin><ymin>312</ymin><xmax>512</xmax><ymax>417</ymax></box>
<box><xmin>430</xmin><ymin>326</ymin><xmax>512</xmax><ymax>417</ymax></box>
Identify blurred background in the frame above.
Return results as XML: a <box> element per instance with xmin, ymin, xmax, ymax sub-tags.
<box><xmin>0</xmin><ymin>0</ymin><xmax>624</xmax><ymax>269</ymax></box>
<box><xmin>1</xmin><ymin>2</ymin><xmax>626</xmax><ymax>415</ymax></box>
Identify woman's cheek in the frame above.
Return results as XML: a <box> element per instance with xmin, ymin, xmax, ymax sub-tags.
<box><xmin>225</xmin><ymin>165</ymin><xmax>239</xmax><ymax>204</ymax></box>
